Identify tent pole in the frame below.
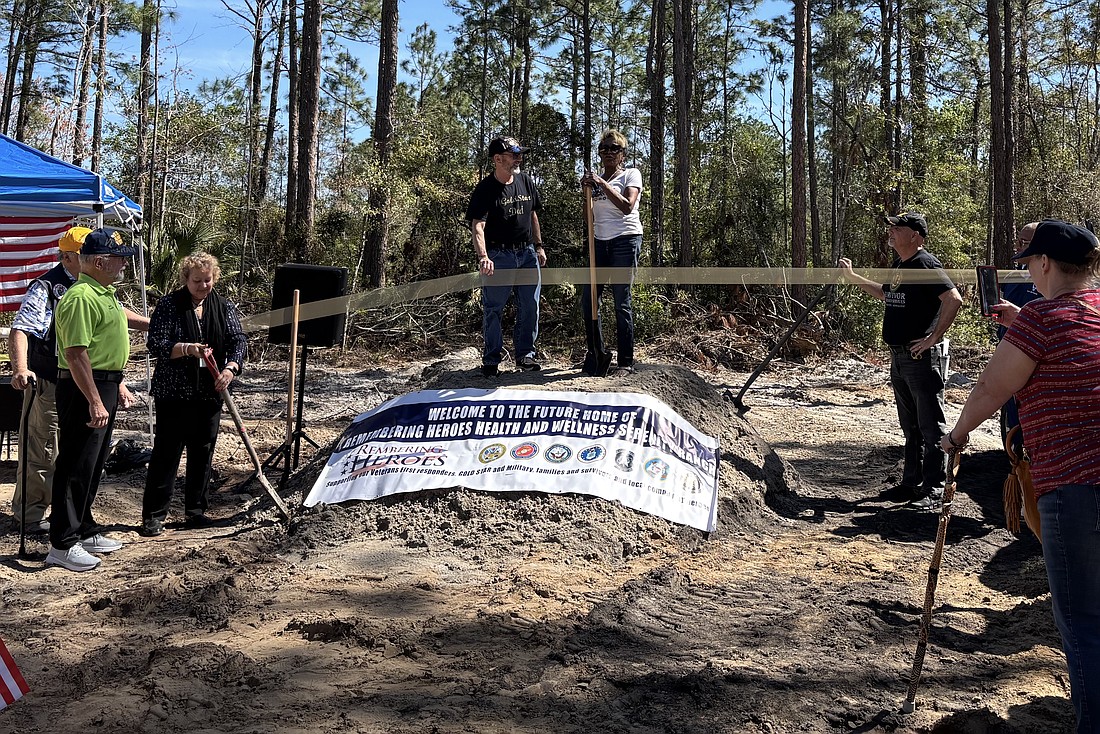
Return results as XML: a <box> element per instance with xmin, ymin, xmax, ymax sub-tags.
<box><xmin>135</xmin><ymin>226</ymin><xmax>153</xmax><ymax>442</ymax></box>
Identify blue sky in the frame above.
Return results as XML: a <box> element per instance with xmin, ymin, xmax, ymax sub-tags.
<box><xmin>118</xmin><ymin>0</ymin><xmax>460</xmax><ymax>94</ymax></box>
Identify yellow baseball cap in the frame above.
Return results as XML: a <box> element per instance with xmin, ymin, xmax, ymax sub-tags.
<box><xmin>58</xmin><ymin>226</ymin><xmax>93</xmax><ymax>253</ymax></box>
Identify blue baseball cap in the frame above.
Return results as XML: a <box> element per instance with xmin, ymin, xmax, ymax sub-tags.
<box><xmin>487</xmin><ymin>137</ymin><xmax>529</xmax><ymax>156</ymax></box>
<box><xmin>81</xmin><ymin>228</ymin><xmax>138</xmax><ymax>257</ymax></box>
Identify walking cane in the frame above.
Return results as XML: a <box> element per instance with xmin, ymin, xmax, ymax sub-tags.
<box><xmin>582</xmin><ymin>184</ymin><xmax>611</xmax><ymax>376</ymax></box>
<box><xmin>17</xmin><ymin>377</ymin><xmax>36</xmax><ymax>558</ymax></box>
<box><xmin>901</xmin><ymin>448</ymin><xmax>962</xmax><ymax>714</ymax></box>
<box><xmin>201</xmin><ymin>351</ymin><xmax>291</xmax><ymax>521</ymax></box>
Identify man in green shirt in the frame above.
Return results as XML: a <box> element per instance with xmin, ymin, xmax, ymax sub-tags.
<box><xmin>47</xmin><ymin>229</ymin><xmax>143</xmax><ymax>572</ymax></box>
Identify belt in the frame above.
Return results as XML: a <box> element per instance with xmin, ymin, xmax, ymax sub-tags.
<box><xmin>488</xmin><ymin>242</ymin><xmax>531</xmax><ymax>251</ymax></box>
<box><xmin>57</xmin><ymin>368</ymin><xmax>124</xmax><ymax>383</ymax></box>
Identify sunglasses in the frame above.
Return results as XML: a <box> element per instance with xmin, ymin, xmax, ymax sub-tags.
<box><xmin>598</xmin><ymin>145</ymin><xmax>623</xmax><ymax>153</ymax></box>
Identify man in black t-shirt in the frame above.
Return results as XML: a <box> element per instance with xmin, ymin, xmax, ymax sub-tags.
<box><xmin>839</xmin><ymin>212</ymin><xmax>963</xmax><ymax>510</ymax></box>
<box><xmin>466</xmin><ymin>136</ymin><xmax>548</xmax><ymax>376</ymax></box>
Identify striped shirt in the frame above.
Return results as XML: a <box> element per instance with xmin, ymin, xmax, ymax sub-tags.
<box><xmin>1004</xmin><ymin>288</ymin><xmax>1100</xmax><ymax>494</ymax></box>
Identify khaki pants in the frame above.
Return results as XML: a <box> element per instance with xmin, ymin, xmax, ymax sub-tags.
<box><xmin>12</xmin><ymin>379</ymin><xmax>58</xmax><ymax>526</ymax></box>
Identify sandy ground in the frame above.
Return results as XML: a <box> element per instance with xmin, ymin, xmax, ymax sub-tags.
<box><xmin>0</xmin><ymin>345</ymin><xmax>1071</xmax><ymax>733</ymax></box>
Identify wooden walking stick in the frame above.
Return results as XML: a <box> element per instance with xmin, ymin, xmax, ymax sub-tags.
<box><xmin>202</xmin><ymin>350</ymin><xmax>291</xmax><ymax>521</ymax></box>
<box><xmin>901</xmin><ymin>448</ymin><xmax>962</xmax><ymax>714</ymax></box>
<box><xmin>17</xmin><ymin>377</ymin><xmax>36</xmax><ymax>558</ymax></box>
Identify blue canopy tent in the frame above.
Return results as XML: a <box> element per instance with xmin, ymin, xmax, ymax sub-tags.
<box><xmin>0</xmin><ymin>132</ymin><xmax>152</xmax><ymax>435</ymax></box>
<box><xmin>0</xmin><ymin>132</ymin><xmax>142</xmax><ymax>223</ymax></box>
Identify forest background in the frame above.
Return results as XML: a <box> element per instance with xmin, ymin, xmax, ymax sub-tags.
<box><xmin>2</xmin><ymin>0</ymin><xmax>1095</xmax><ymax>351</ymax></box>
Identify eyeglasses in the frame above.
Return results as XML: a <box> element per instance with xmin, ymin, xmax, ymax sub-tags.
<box><xmin>598</xmin><ymin>145</ymin><xmax>623</xmax><ymax>153</ymax></box>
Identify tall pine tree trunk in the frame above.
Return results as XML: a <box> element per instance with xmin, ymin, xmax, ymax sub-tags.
<box><xmin>363</xmin><ymin>0</ymin><xmax>397</xmax><ymax>288</ymax></box>
<box><xmin>258</xmin><ymin>0</ymin><xmax>286</xmax><ymax>204</ymax></box>
<box><xmin>988</xmin><ymin>0</ymin><xmax>1014</xmax><ymax>267</ymax></box>
<box><xmin>292</xmin><ymin>0</ymin><xmax>321</xmax><ymax>261</ymax></box>
<box><xmin>646</xmin><ymin>0</ymin><xmax>666</xmax><ymax>268</ymax></box>
<box><xmin>72</xmin><ymin>0</ymin><xmax>96</xmax><ymax>165</ymax></box>
<box><xmin>284</xmin><ymin>0</ymin><xmax>299</xmax><ymax>239</ymax></box>
<box><xmin>673</xmin><ymin>0</ymin><xmax>693</xmax><ymax>269</ymax></box>
<box><xmin>791</xmin><ymin>0</ymin><xmax>808</xmax><ymax>306</ymax></box>
<box><xmin>91</xmin><ymin>0</ymin><xmax>107</xmax><ymax>170</ymax></box>
<box><xmin>135</xmin><ymin>0</ymin><xmax>155</xmax><ymax>209</ymax></box>
<box><xmin>1</xmin><ymin>0</ymin><xmax>24</xmax><ymax>135</ymax></box>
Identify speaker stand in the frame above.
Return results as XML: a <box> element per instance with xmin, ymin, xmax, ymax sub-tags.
<box><xmin>261</xmin><ymin>345</ymin><xmax>321</xmax><ymax>487</ymax></box>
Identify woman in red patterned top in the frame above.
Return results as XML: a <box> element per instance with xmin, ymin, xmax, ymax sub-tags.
<box><xmin>943</xmin><ymin>219</ymin><xmax>1100</xmax><ymax>733</ymax></box>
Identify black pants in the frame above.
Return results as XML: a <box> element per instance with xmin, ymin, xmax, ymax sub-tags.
<box><xmin>889</xmin><ymin>344</ymin><xmax>949</xmax><ymax>494</ymax></box>
<box><xmin>50</xmin><ymin>377</ymin><xmax>119</xmax><ymax>550</ymax></box>
<box><xmin>142</xmin><ymin>398</ymin><xmax>223</xmax><ymax>524</ymax></box>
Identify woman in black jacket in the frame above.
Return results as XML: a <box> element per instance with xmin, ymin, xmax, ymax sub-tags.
<box><xmin>141</xmin><ymin>253</ymin><xmax>245</xmax><ymax>536</ymax></box>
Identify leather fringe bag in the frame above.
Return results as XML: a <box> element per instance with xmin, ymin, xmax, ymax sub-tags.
<box><xmin>1003</xmin><ymin>425</ymin><xmax>1041</xmax><ymax>543</ymax></box>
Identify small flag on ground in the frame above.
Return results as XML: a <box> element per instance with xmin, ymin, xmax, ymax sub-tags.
<box><xmin>0</xmin><ymin>638</ymin><xmax>29</xmax><ymax>710</ymax></box>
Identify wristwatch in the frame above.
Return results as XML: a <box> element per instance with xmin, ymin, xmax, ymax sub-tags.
<box><xmin>227</xmin><ymin>364</ymin><xmax>241</xmax><ymax>376</ymax></box>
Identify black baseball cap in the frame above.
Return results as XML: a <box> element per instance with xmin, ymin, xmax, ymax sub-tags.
<box><xmin>81</xmin><ymin>228</ymin><xmax>139</xmax><ymax>257</ymax></box>
<box><xmin>487</xmin><ymin>137</ymin><xmax>529</xmax><ymax>156</ymax></box>
<box><xmin>1013</xmin><ymin>220</ymin><xmax>1099</xmax><ymax>265</ymax></box>
<box><xmin>885</xmin><ymin>212</ymin><xmax>928</xmax><ymax>238</ymax></box>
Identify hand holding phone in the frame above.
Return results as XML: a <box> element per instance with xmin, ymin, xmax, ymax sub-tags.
<box><xmin>977</xmin><ymin>265</ymin><xmax>1000</xmax><ymax>317</ymax></box>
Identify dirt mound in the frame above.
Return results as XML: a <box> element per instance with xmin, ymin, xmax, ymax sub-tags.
<box><xmin>282</xmin><ymin>363</ymin><xmax>804</xmax><ymax>564</ymax></box>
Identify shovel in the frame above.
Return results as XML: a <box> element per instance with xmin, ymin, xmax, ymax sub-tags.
<box><xmin>582</xmin><ymin>182</ymin><xmax>612</xmax><ymax>376</ymax></box>
<box><xmin>202</xmin><ymin>351</ymin><xmax>291</xmax><ymax>521</ymax></box>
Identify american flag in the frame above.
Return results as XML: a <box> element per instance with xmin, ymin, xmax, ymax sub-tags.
<box><xmin>0</xmin><ymin>216</ymin><xmax>73</xmax><ymax>312</ymax></box>
<box><xmin>0</xmin><ymin>638</ymin><xmax>29</xmax><ymax>710</ymax></box>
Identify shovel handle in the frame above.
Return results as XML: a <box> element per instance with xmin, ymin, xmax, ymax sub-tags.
<box><xmin>201</xmin><ymin>350</ymin><xmax>224</xmax><ymax>387</ymax></box>
<box><xmin>200</xmin><ymin>347</ymin><xmax>291</xmax><ymax>520</ymax></box>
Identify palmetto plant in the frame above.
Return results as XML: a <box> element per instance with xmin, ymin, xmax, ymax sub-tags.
<box><xmin>146</xmin><ymin>219</ymin><xmax>226</xmax><ymax>296</ymax></box>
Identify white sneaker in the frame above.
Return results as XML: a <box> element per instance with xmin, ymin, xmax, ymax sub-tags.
<box><xmin>80</xmin><ymin>534</ymin><xmax>124</xmax><ymax>554</ymax></box>
<box><xmin>46</xmin><ymin>544</ymin><xmax>101</xmax><ymax>572</ymax></box>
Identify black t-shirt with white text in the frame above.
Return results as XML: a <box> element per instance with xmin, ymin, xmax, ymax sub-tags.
<box><xmin>881</xmin><ymin>249</ymin><xmax>955</xmax><ymax>346</ymax></box>
<box><xmin>465</xmin><ymin>171</ymin><xmax>542</xmax><ymax>248</ymax></box>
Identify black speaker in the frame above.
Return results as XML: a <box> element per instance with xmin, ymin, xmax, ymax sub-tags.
<box><xmin>268</xmin><ymin>264</ymin><xmax>348</xmax><ymax>348</ymax></box>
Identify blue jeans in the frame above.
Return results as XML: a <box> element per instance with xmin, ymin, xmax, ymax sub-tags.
<box><xmin>1039</xmin><ymin>485</ymin><xmax>1100</xmax><ymax>733</ymax></box>
<box><xmin>580</xmin><ymin>234</ymin><xmax>641</xmax><ymax>367</ymax></box>
<box><xmin>889</xmin><ymin>342</ymin><xmax>948</xmax><ymax>493</ymax></box>
<box><xmin>482</xmin><ymin>246</ymin><xmax>541</xmax><ymax>366</ymax></box>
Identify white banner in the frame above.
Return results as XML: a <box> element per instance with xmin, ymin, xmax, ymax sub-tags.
<box><xmin>305</xmin><ymin>389</ymin><xmax>720</xmax><ymax>532</ymax></box>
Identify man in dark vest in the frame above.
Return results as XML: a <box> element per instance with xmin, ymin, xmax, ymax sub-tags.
<box><xmin>8</xmin><ymin>227</ymin><xmax>90</xmax><ymax>533</ymax></box>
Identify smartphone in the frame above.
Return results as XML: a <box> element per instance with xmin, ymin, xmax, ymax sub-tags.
<box><xmin>977</xmin><ymin>265</ymin><xmax>1000</xmax><ymax>317</ymax></box>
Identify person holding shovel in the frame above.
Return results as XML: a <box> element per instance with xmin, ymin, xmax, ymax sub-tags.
<box><xmin>941</xmin><ymin>220</ymin><xmax>1100</xmax><ymax>734</ymax></box>
<box><xmin>580</xmin><ymin>130</ymin><xmax>643</xmax><ymax>377</ymax></box>
<box><xmin>140</xmin><ymin>252</ymin><xmax>245</xmax><ymax>537</ymax></box>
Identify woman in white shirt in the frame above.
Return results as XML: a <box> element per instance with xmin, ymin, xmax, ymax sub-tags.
<box><xmin>581</xmin><ymin>130</ymin><xmax>643</xmax><ymax>376</ymax></box>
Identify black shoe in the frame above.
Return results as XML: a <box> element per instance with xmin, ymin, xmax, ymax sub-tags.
<box><xmin>184</xmin><ymin>514</ymin><xmax>212</xmax><ymax>529</ymax></box>
<box><xmin>138</xmin><ymin>520</ymin><xmax>164</xmax><ymax>537</ymax></box>
<box><xmin>882</xmin><ymin>484</ymin><xmax>919</xmax><ymax>501</ymax></box>
<box><xmin>517</xmin><ymin>355</ymin><xmax>541</xmax><ymax>371</ymax></box>
<box><xmin>481</xmin><ymin>364</ymin><xmax>500</xmax><ymax>377</ymax></box>
<box><xmin>22</xmin><ymin>519</ymin><xmax>50</xmax><ymax>534</ymax></box>
<box><xmin>910</xmin><ymin>493</ymin><xmax>944</xmax><ymax>511</ymax></box>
